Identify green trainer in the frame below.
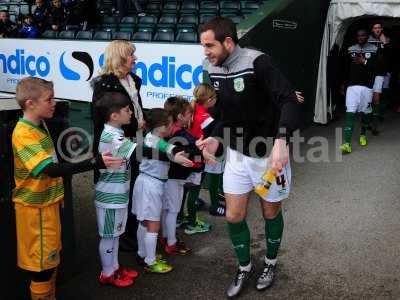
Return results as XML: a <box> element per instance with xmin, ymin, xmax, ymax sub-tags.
<box><xmin>359</xmin><ymin>135</ymin><xmax>367</xmax><ymax>146</ymax></box>
<box><xmin>144</xmin><ymin>259</ymin><xmax>173</xmax><ymax>274</ymax></box>
<box><xmin>340</xmin><ymin>143</ymin><xmax>352</xmax><ymax>154</ymax></box>
<box><xmin>184</xmin><ymin>220</ymin><xmax>211</xmax><ymax>235</ymax></box>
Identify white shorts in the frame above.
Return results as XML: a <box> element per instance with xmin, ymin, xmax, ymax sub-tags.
<box><xmin>186</xmin><ymin>172</ymin><xmax>202</xmax><ymax>186</ymax></box>
<box><xmin>132</xmin><ymin>173</ymin><xmax>165</xmax><ymax>222</ymax></box>
<box><xmin>96</xmin><ymin>207</ymin><xmax>127</xmax><ymax>238</ymax></box>
<box><xmin>163</xmin><ymin>179</ymin><xmax>185</xmax><ymax>213</ymax></box>
<box><xmin>204</xmin><ymin>159</ymin><xmax>225</xmax><ymax>174</ymax></box>
<box><xmin>346</xmin><ymin>85</ymin><xmax>373</xmax><ymax>113</ymax></box>
<box><xmin>223</xmin><ymin>147</ymin><xmax>291</xmax><ymax>202</ymax></box>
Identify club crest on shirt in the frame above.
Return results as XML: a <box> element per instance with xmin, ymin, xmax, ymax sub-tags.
<box><xmin>233</xmin><ymin>77</ymin><xmax>245</xmax><ymax>92</ymax></box>
<box><xmin>365</xmin><ymin>52</ymin><xmax>371</xmax><ymax>59</ymax></box>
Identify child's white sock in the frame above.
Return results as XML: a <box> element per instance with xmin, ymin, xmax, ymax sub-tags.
<box><xmin>99</xmin><ymin>237</ymin><xmax>114</xmax><ymax>276</ymax></box>
<box><xmin>112</xmin><ymin>237</ymin><xmax>119</xmax><ymax>271</ymax></box>
<box><xmin>137</xmin><ymin>223</ymin><xmax>146</xmax><ymax>258</ymax></box>
<box><xmin>144</xmin><ymin>231</ymin><xmax>158</xmax><ymax>266</ymax></box>
<box><xmin>165</xmin><ymin>211</ymin><xmax>178</xmax><ymax>246</ymax></box>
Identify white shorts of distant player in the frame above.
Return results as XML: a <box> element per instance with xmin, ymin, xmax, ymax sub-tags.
<box><xmin>223</xmin><ymin>147</ymin><xmax>291</xmax><ymax>203</ymax></box>
<box><xmin>346</xmin><ymin>85</ymin><xmax>373</xmax><ymax>113</ymax></box>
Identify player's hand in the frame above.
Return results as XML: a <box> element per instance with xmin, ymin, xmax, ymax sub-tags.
<box><xmin>339</xmin><ymin>84</ymin><xmax>346</xmax><ymax>96</ymax></box>
<box><xmin>196</xmin><ymin>136</ymin><xmax>219</xmax><ymax>155</ymax></box>
<box><xmin>295</xmin><ymin>91</ymin><xmax>304</xmax><ymax>103</ymax></box>
<box><xmin>270</xmin><ymin>138</ymin><xmax>289</xmax><ymax>173</ymax></box>
<box><xmin>101</xmin><ymin>151</ymin><xmax>124</xmax><ymax>169</ymax></box>
<box><xmin>202</xmin><ymin>148</ymin><xmax>217</xmax><ymax>165</ymax></box>
<box><xmin>373</xmin><ymin>92</ymin><xmax>381</xmax><ymax>104</ymax></box>
<box><xmin>353</xmin><ymin>56</ymin><xmax>366</xmax><ymax>65</ymax></box>
<box><xmin>173</xmin><ymin>151</ymin><xmax>194</xmax><ymax>167</ymax></box>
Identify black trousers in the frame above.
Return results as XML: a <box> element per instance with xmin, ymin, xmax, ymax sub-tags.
<box><xmin>120</xmin><ymin>159</ymin><xmax>140</xmax><ymax>242</ymax></box>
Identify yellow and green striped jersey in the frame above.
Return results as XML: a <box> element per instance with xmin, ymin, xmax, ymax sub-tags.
<box><xmin>12</xmin><ymin>118</ymin><xmax>64</xmax><ymax>207</ymax></box>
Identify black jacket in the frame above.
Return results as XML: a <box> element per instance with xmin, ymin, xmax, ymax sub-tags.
<box><xmin>203</xmin><ymin>46</ymin><xmax>302</xmax><ymax>157</ymax></box>
<box><xmin>167</xmin><ymin>128</ymin><xmax>204</xmax><ymax>180</ymax></box>
<box><xmin>91</xmin><ymin>72</ymin><xmax>143</xmax><ymax>152</ymax></box>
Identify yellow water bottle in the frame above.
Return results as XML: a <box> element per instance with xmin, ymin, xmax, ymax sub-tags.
<box><xmin>254</xmin><ymin>169</ymin><xmax>276</xmax><ymax>198</ymax></box>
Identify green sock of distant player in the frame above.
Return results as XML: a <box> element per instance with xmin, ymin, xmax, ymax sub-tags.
<box><xmin>344</xmin><ymin>112</ymin><xmax>355</xmax><ymax>143</ymax></box>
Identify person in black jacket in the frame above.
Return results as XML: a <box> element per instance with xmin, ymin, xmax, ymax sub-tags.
<box><xmin>197</xmin><ymin>17</ymin><xmax>302</xmax><ymax>297</ymax></box>
<box><xmin>48</xmin><ymin>0</ymin><xmax>67</xmax><ymax>32</ymax></box>
<box><xmin>92</xmin><ymin>40</ymin><xmax>145</xmax><ymax>252</ymax></box>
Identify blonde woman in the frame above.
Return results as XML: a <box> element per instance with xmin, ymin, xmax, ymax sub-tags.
<box><xmin>91</xmin><ymin>40</ymin><xmax>144</xmax><ymax>254</ymax></box>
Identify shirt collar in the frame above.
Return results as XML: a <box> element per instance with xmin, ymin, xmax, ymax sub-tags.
<box><xmin>221</xmin><ymin>45</ymin><xmax>242</xmax><ymax>68</ymax></box>
<box><xmin>104</xmin><ymin>123</ymin><xmax>124</xmax><ymax>134</ymax></box>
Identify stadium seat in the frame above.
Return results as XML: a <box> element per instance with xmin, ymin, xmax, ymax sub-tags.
<box><xmin>177</xmin><ymin>15</ymin><xmax>198</xmax><ymax>29</ymax></box>
<box><xmin>93</xmin><ymin>31</ymin><xmax>112</xmax><ymax>40</ymax></box>
<box><xmin>220</xmin><ymin>1</ymin><xmax>241</xmax><ymax>14</ymax></box>
<box><xmin>102</xmin><ymin>15</ymin><xmax>120</xmax><ymax>24</ymax></box>
<box><xmin>176</xmin><ymin>31</ymin><xmax>198</xmax><ymax>43</ymax></box>
<box><xmin>76</xmin><ymin>30</ymin><xmax>93</xmax><ymax>40</ymax></box>
<box><xmin>157</xmin><ymin>15</ymin><xmax>177</xmax><ymax>29</ymax></box>
<box><xmin>176</xmin><ymin>27</ymin><xmax>196</xmax><ymax>34</ymax></box>
<box><xmin>121</xmin><ymin>16</ymin><xmax>137</xmax><ymax>25</ymax></box>
<box><xmin>58</xmin><ymin>30</ymin><xmax>76</xmax><ymax>39</ymax></box>
<box><xmin>112</xmin><ymin>31</ymin><xmax>132</xmax><ymax>40</ymax></box>
<box><xmin>241</xmin><ymin>1</ymin><xmax>260</xmax><ymax>15</ymax></box>
<box><xmin>153</xmin><ymin>30</ymin><xmax>174</xmax><ymax>42</ymax></box>
<box><xmin>221</xmin><ymin>14</ymin><xmax>243</xmax><ymax>24</ymax></box>
<box><xmin>146</xmin><ymin>2</ymin><xmax>161</xmax><ymax>15</ymax></box>
<box><xmin>41</xmin><ymin>30</ymin><xmax>58</xmax><ymax>39</ymax></box>
<box><xmin>181</xmin><ymin>0</ymin><xmax>199</xmax><ymax>13</ymax></box>
<box><xmin>19</xmin><ymin>4</ymin><xmax>29</xmax><ymax>14</ymax></box>
<box><xmin>65</xmin><ymin>25</ymin><xmax>79</xmax><ymax>31</ymax></box>
<box><xmin>200</xmin><ymin>14</ymin><xmax>217</xmax><ymax>24</ymax></box>
<box><xmin>132</xmin><ymin>31</ymin><xmax>152</xmax><ymax>42</ymax></box>
<box><xmin>163</xmin><ymin>1</ymin><xmax>179</xmax><ymax>12</ymax></box>
<box><xmin>138</xmin><ymin>15</ymin><xmax>157</xmax><ymax>30</ymax></box>
<box><xmin>101</xmin><ymin>25</ymin><xmax>118</xmax><ymax>32</ymax></box>
<box><xmin>200</xmin><ymin>1</ymin><xmax>219</xmax><ymax>14</ymax></box>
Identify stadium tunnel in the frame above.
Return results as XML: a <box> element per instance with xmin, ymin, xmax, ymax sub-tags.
<box><xmin>314</xmin><ymin>0</ymin><xmax>400</xmax><ymax>124</ymax></box>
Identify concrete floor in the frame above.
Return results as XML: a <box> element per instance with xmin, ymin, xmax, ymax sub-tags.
<box><xmin>57</xmin><ymin>114</ymin><xmax>400</xmax><ymax>300</ymax></box>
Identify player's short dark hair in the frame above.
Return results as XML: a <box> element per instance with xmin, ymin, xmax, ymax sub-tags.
<box><xmin>164</xmin><ymin>96</ymin><xmax>192</xmax><ymax>122</ymax></box>
<box><xmin>199</xmin><ymin>16</ymin><xmax>238</xmax><ymax>44</ymax></box>
<box><xmin>371</xmin><ymin>22</ymin><xmax>383</xmax><ymax>29</ymax></box>
<box><xmin>145</xmin><ymin>108</ymin><xmax>170</xmax><ymax>130</ymax></box>
<box><xmin>95</xmin><ymin>92</ymin><xmax>131</xmax><ymax>123</ymax></box>
<box><xmin>356</xmin><ymin>29</ymin><xmax>368</xmax><ymax>36</ymax></box>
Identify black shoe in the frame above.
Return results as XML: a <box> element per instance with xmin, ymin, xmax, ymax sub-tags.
<box><xmin>226</xmin><ymin>264</ymin><xmax>254</xmax><ymax>298</ymax></box>
<box><xmin>209</xmin><ymin>205</ymin><xmax>225</xmax><ymax>217</ymax></box>
<box><xmin>119</xmin><ymin>237</ymin><xmax>138</xmax><ymax>252</ymax></box>
<box><xmin>256</xmin><ymin>263</ymin><xmax>276</xmax><ymax>291</ymax></box>
<box><xmin>217</xmin><ymin>192</ymin><xmax>226</xmax><ymax>204</ymax></box>
<box><xmin>135</xmin><ymin>254</ymin><xmax>145</xmax><ymax>267</ymax></box>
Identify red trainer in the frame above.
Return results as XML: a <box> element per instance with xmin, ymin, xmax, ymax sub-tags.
<box><xmin>99</xmin><ymin>271</ymin><xmax>133</xmax><ymax>288</ymax></box>
<box><xmin>164</xmin><ymin>241</ymin><xmax>191</xmax><ymax>256</ymax></box>
<box><xmin>116</xmin><ymin>266</ymin><xmax>139</xmax><ymax>280</ymax></box>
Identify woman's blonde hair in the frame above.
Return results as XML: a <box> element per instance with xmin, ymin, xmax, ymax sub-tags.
<box><xmin>99</xmin><ymin>40</ymin><xmax>136</xmax><ymax>78</ymax></box>
<box><xmin>193</xmin><ymin>83</ymin><xmax>216</xmax><ymax>105</ymax></box>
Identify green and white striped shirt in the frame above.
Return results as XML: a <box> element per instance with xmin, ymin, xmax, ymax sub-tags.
<box><xmin>95</xmin><ymin>124</ymin><xmax>136</xmax><ymax>209</ymax></box>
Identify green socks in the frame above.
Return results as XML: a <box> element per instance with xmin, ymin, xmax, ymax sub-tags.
<box><xmin>361</xmin><ymin>112</ymin><xmax>371</xmax><ymax>135</ymax></box>
<box><xmin>344</xmin><ymin>112</ymin><xmax>355</xmax><ymax>144</ymax></box>
<box><xmin>207</xmin><ymin>173</ymin><xmax>220</xmax><ymax>210</ymax></box>
<box><xmin>187</xmin><ymin>185</ymin><xmax>201</xmax><ymax>226</ymax></box>
<box><xmin>227</xmin><ymin>220</ymin><xmax>251</xmax><ymax>266</ymax></box>
<box><xmin>265</xmin><ymin>211</ymin><xmax>284</xmax><ymax>260</ymax></box>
